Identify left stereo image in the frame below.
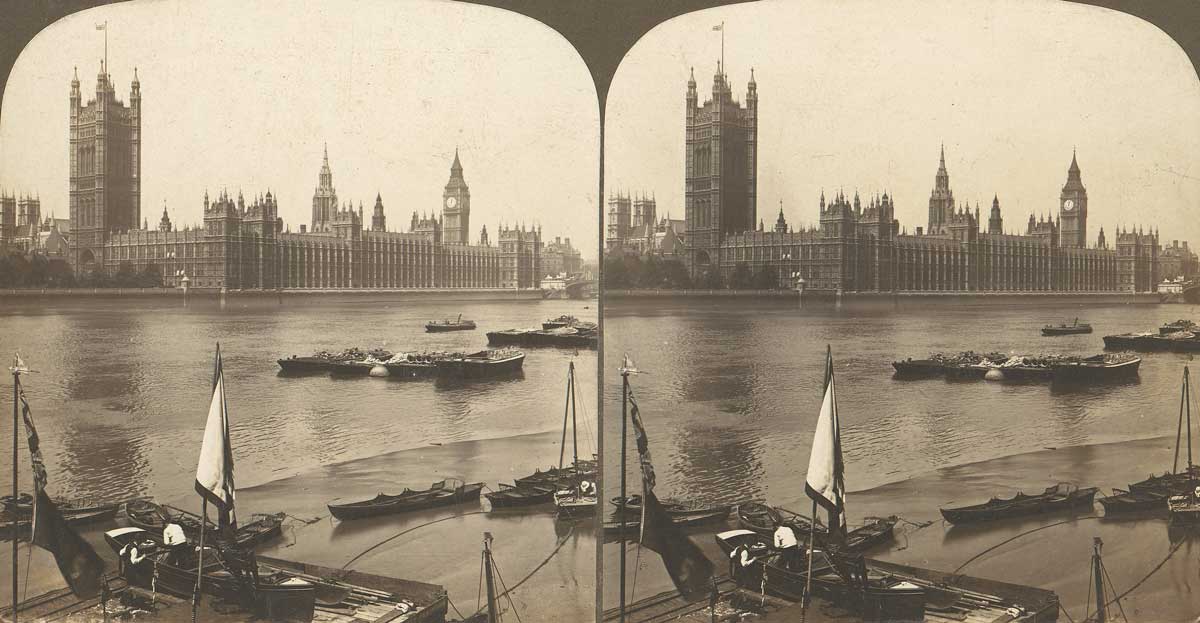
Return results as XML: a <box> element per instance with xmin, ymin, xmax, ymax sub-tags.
<box><xmin>0</xmin><ymin>2</ymin><xmax>599</xmax><ymax>622</ymax></box>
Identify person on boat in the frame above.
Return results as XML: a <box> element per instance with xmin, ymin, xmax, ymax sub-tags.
<box><xmin>728</xmin><ymin>543</ymin><xmax>757</xmax><ymax>583</ymax></box>
<box><xmin>773</xmin><ymin>525</ymin><xmax>801</xmax><ymax>570</ymax></box>
<box><xmin>119</xmin><ymin>540</ymin><xmax>152</xmax><ymax>575</ymax></box>
<box><xmin>219</xmin><ymin>543</ymin><xmax>261</xmax><ymax>589</ymax></box>
<box><xmin>163</xmin><ymin>523</ymin><xmax>188</xmax><ymax>566</ymax></box>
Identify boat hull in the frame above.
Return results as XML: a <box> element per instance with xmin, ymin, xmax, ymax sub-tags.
<box><xmin>485</xmin><ymin>484</ymin><xmax>556</xmax><ymax>508</ymax></box>
<box><xmin>105</xmin><ymin>528</ymin><xmax>316</xmax><ymax>622</ymax></box>
<box><xmin>425</xmin><ymin>323</ymin><xmax>476</xmax><ymax>332</ymax></box>
<box><xmin>486</xmin><ymin>330</ymin><xmax>597</xmax><ymax>349</ymax></box>
<box><xmin>1051</xmin><ymin>357</ymin><xmax>1140</xmax><ymax>383</ymax></box>
<box><xmin>435</xmin><ymin>352</ymin><xmax>525</xmax><ymax>378</ymax></box>
<box><xmin>328</xmin><ymin>483</ymin><xmax>484</xmax><ymax>521</ymax></box>
<box><xmin>715</xmin><ymin>531</ymin><xmax>926</xmax><ymax>622</ymax></box>
<box><xmin>940</xmin><ymin>487</ymin><xmax>1097</xmax><ymax>524</ymax></box>
<box><xmin>1042</xmin><ymin>326</ymin><xmax>1093</xmax><ymax>336</ymax></box>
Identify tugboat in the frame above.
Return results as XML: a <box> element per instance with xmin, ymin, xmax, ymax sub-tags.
<box><xmin>1042</xmin><ymin>318</ymin><xmax>1093</xmax><ymax>336</ymax></box>
<box><xmin>425</xmin><ymin>314</ymin><xmax>477</xmax><ymax>333</ymax></box>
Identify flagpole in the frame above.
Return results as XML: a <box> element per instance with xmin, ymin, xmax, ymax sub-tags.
<box><xmin>618</xmin><ymin>365</ymin><xmax>629</xmax><ymax>622</ymax></box>
<box><xmin>11</xmin><ymin>360</ymin><xmax>19</xmax><ymax>623</ymax></box>
<box><xmin>192</xmin><ymin>499</ymin><xmax>205</xmax><ymax>623</ymax></box>
<box><xmin>804</xmin><ymin>499</ymin><xmax>815</xmax><ymax>610</ymax></box>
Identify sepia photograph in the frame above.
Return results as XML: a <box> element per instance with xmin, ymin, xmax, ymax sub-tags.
<box><xmin>3</xmin><ymin>1</ymin><xmax>1200</xmax><ymax>622</ymax></box>
<box><xmin>0</xmin><ymin>1</ymin><xmax>598</xmax><ymax>622</ymax></box>
<box><xmin>602</xmin><ymin>1</ymin><xmax>1200</xmax><ymax>622</ymax></box>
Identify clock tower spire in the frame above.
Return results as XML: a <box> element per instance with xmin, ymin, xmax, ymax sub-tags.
<box><xmin>442</xmin><ymin>148</ymin><xmax>470</xmax><ymax>245</ymax></box>
<box><xmin>1059</xmin><ymin>148</ymin><xmax>1087</xmax><ymax>248</ymax></box>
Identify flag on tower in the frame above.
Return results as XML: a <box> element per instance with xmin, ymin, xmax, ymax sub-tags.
<box><xmin>712</xmin><ymin>23</ymin><xmax>723</xmax><ymax>31</ymax></box>
<box><xmin>95</xmin><ymin>23</ymin><xmax>105</xmax><ymax>30</ymax></box>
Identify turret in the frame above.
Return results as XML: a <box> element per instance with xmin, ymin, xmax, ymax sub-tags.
<box><xmin>371</xmin><ymin>193</ymin><xmax>386</xmax><ymax>232</ymax></box>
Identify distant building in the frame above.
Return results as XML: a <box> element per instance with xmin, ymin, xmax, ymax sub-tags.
<box><xmin>684</xmin><ymin>65</ymin><xmax>757</xmax><ymax>273</ymax></box>
<box><xmin>61</xmin><ymin>66</ymin><xmax>544</xmax><ymax>290</ymax></box>
<box><xmin>69</xmin><ymin>64</ymin><xmax>140</xmax><ymax>271</ymax></box>
<box><xmin>1159</xmin><ymin>240</ymin><xmax>1197</xmax><ymax>281</ymax></box>
<box><xmin>0</xmin><ymin>192</ymin><xmax>47</xmax><ymax>254</ymax></box>
<box><xmin>605</xmin><ymin>192</ymin><xmax>685</xmax><ymax>259</ymax></box>
<box><xmin>542</xmin><ymin>236</ymin><xmax>582</xmax><ymax>277</ymax></box>
<box><xmin>671</xmin><ymin>65</ymin><xmax>1168</xmax><ymax>293</ymax></box>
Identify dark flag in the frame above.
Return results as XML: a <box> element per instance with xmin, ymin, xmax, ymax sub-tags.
<box><xmin>19</xmin><ymin>379</ymin><xmax>106</xmax><ymax>597</ymax></box>
<box><xmin>629</xmin><ymin>392</ymin><xmax>714</xmax><ymax>601</ymax></box>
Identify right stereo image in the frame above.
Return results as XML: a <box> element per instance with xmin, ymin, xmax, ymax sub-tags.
<box><xmin>601</xmin><ymin>2</ymin><xmax>1200</xmax><ymax>622</ymax></box>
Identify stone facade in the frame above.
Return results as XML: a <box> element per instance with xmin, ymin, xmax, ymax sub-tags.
<box><xmin>63</xmin><ymin>68</ymin><xmax>541</xmax><ymax>290</ymax></box>
<box><xmin>541</xmin><ymin>236</ymin><xmax>583</xmax><ymax>277</ymax></box>
<box><xmin>69</xmin><ymin>65</ymin><xmax>140</xmax><ymax>271</ymax></box>
<box><xmin>675</xmin><ymin>68</ymin><xmax>1164</xmax><ymax>294</ymax></box>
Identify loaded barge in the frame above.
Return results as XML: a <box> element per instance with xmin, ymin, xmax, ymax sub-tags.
<box><xmin>278</xmin><ymin>347</ymin><xmax>524</xmax><ymax>378</ymax></box>
<box><xmin>1104</xmin><ymin>320</ymin><xmax>1200</xmax><ymax>353</ymax></box>
<box><xmin>487</xmin><ymin>323</ymin><xmax>597</xmax><ymax>349</ymax></box>
<box><xmin>893</xmin><ymin>351</ymin><xmax>1140</xmax><ymax>383</ymax></box>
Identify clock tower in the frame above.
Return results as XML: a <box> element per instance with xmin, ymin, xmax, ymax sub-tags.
<box><xmin>1059</xmin><ymin>150</ymin><xmax>1087</xmax><ymax>248</ymax></box>
<box><xmin>442</xmin><ymin>149</ymin><xmax>470</xmax><ymax>245</ymax></box>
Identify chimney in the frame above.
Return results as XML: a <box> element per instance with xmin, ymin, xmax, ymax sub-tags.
<box><xmin>916</xmin><ymin>226</ymin><xmax>924</xmax><ymax>236</ymax></box>
<box><xmin>300</xmin><ymin>224</ymin><xmax>307</xmax><ymax>233</ymax></box>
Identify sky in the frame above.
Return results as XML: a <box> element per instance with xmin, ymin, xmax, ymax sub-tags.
<box><xmin>606</xmin><ymin>0</ymin><xmax>1200</xmax><ymax>249</ymax></box>
<box><xmin>0</xmin><ymin>0</ymin><xmax>599</xmax><ymax>259</ymax></box>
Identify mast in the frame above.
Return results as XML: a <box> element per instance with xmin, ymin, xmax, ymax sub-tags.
<box><xmin>1092</xmin><ymin>537</ymin><xmax>1107</xmax><ymax>623</ymax></box>
<box><xmin>1180</xmin><ymin>364</ymin><xmax>1190</xmax><ymax>472</ymax></box>
<box><xmin>1174</xmin><ymin>367</ymin><xmax>1185</xmax><ymax>474</ymax></box>
<box><xmin>11</xmin><ymin>358</ymin><xmax>19</xmax><ymax>623</ymax></box>
<box><xmin>571</xmin><ymin>361</ymin><xmax>578</xmax><ymax>467</ymax></box>
<box><xmin>619</xmin><ymin>362</ymin><xmax>630</xmax><ymax>622</ymax></box>
<box><xmin>483</xmin><ymin>533</ymin><xmax>499</xmax><ymax>623</ymax></box>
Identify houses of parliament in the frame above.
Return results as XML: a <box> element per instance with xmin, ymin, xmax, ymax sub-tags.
<box><xmin>675</xmin><ymin>65</ymin><xmax>1165</xmax><ymax>294</ymax></box>
<box><xmin>51</xmin><ymin>64</ymin><xmax>580</xmax><ymax>290</ymax></box>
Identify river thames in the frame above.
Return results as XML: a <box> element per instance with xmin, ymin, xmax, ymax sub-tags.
<box><xmin>0</xmin><ymin>295</ymin><xmax>597</xmax><ymax>622</ymax></box>
<box><xmin>603</xmin><ymin>296</ymin><xmax>1200</xmax><ymax>622</ymax></box>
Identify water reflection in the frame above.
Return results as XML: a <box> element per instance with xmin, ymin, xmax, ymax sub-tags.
<box><xmin>0</xmin><ymin>298</ymin><xmax>596</xmax><ymax>505</ymax></box>
<box><xmin>605</xmin><ymin>298</ymin><xmax>1186</xmax><ymax>504</ymax></box>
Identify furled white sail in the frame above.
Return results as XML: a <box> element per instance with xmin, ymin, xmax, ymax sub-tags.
<box><xmin>805</xmin><ymin>349</ymin><xmax>846</xmax><ymax>536</ymax></box>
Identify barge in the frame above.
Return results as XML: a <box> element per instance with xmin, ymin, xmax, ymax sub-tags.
<box><xmin>486</xmin><ymin>325</ymin><xmax>597</xmax><ymax>349</ymax></box>
<box><xmin>894</xmin><ymin>352</ymin><xmax>1139</xmax><ymax>383</ymax></box>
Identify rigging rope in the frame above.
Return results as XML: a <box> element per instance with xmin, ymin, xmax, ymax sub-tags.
<box><xmin>466</xmin><ymin>524</ymin><xmax>575</xmax><ymax>620</ymax></box>
<box><xmin>952</xmin><ymin>514</ymin><xmax>1187</xmax><ymax>621</ymax></box>
<box><xmin>952</xmin><ymin>515</ymin><xmax>1099</xmax><ymax>574</ymax></box>
<box><xmin>340</xmin><ymin>510</ymin><xmax>489</xmax><ymax>570</ymax></box>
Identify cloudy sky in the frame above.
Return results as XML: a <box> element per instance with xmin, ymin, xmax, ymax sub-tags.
<box><xmin>0</xmin><ymin>0</ymin><xmax>599</xmax><ymax>258</ymax></box>
<box><xmin>607</xmin><ymin>0</ymin><xmax>1200</xmax><ymax>247</ymax></box>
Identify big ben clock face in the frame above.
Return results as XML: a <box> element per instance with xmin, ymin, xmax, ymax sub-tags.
<box><xmin>445</xmin><ymin>196</ymin><xmax>458</xmax><ymax>209</ymax></box>
<box><xmin>1063</xmin><ymin>199</ymin><xmax>1075</xmax><ymax>211</ymax></box>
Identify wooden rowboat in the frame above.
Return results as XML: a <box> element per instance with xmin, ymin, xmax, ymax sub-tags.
<box><xmin>940</xmin><ymin>483</ymin><xmax>1097</xmax><ymax>524</ymax></box>
<box><xmin>124</xmin><ymin>499</ymin><xmax>284</xmax><ymax>548</ymax></box>
<box><xmin>328</xmin><ymin>480</ymin><xmax>484</xmax><ymax>521</ymax></box>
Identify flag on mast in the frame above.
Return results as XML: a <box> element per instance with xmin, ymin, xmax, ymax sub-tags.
<box><xmin>18</xmin><ymin>377</ymin><xmax>105</xmax><ymax>597</ymax></box>
<box><xmin>805</xmin><ymin>346</ymin><xmax>846</xmax><ymax>538</ymax></box>
<box><xmin>628</xmin><ymin>392</ymin><xmax>713</xmax><ymax>601</ymax></box>
<box><xmin>195</xmin><ymin>346</ymin><xmax>237</xmax><ymax>535</ymax></box>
